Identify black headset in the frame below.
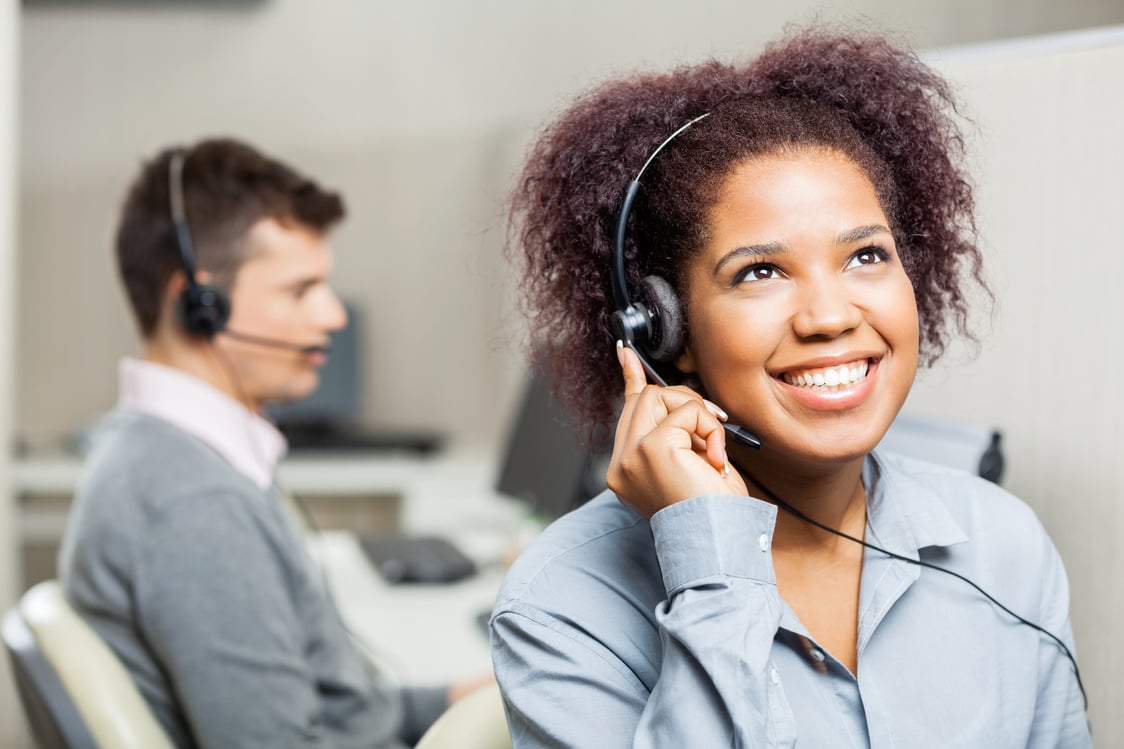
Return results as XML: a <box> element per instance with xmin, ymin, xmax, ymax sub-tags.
<box><xmin>608</xmin><ymin>114</ymin><xmax>762</xmax><ymax>450</ymax></box>
<box><xmin>166</xmin><ymin>149</ymin><xmax>328</xmax><ymax>355</ymax></box>
<box><xmin>168</xmin><ymin>149</ymin><xmax>232</xmax><ymax>339</ymax></box>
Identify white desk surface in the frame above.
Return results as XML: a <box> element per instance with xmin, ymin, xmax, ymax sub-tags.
<box><xmin>311</xmin><ymin>450</ymin><xmax>538</xmax><ymax>685</ymax></box>
<box><xmin>314</xmin><ymin>532</ymin><xmax>508</xmax><ymax>685</ymax></box>
<box><xmin>11</xmin><ymin>448</ymin><xmax>462</xmax><ymax>496</ymax></box>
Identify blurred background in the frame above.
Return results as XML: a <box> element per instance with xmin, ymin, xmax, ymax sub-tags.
<box><xmin>2</xmin><ymin>0</ymin><xmax>1122</xmax><ymax>746</ymax></box>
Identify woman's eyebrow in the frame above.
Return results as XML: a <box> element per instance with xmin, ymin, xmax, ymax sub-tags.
<box><xmin>713</xmin><ymin>241</ymin><xmax>784</xmax><ymax>276</ymax></box>
<box><xmin>711</xmin><ymin>224</ymin><xmax>893</xmax><ymax>277</ymax></box>
<box><xmin>837</xmin><ymin>224</ymin><xmax>892</xmax><ymax>244</ymax></box>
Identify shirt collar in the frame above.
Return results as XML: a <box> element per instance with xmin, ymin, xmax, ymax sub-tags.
<box><xmin>117</xmin><ymin>357</ymin><xmax>287</xmax><ymax>490</ymax></box>
<box><xmin>865</xmin><ymin>450</ymin><xmax>969</xmax><ymax>554</ymax></box>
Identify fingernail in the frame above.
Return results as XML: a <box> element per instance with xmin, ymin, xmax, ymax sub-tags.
<box><xmin>616</xmin><ymin>340</ymin><xmax>625</xmax><ymax>367</ymax></box>
<box><xmin>704</xmin><ymin>400</ymin><xmax>728</xmax><ymax>421</ymax></box>
<box><xmin>720</xmin><ymin>461</ymin><xmax>730</xmax><ymax>479</ymax></box>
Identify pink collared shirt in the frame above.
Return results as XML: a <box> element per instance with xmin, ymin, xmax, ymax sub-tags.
<box><xmin>117</xmin><ymin>358</ymin><xmax>287</xmax><ymax>490</ymax></box>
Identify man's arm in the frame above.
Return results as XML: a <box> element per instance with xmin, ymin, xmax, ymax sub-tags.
<box><xmin>134</xmin><ymin>486</ymin><xmax>403</xmax><ymax>749</ymax></box>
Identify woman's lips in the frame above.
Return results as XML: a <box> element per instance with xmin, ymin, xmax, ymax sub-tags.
<box><xmin>774</xmin><ymin>357</ymin><xmax>881</xmax><ymax>411</ymax></box>
<box><xmin>781</xmin><ymin>359</ymin><xmax>870</xmax><ymax>389</ymax></box>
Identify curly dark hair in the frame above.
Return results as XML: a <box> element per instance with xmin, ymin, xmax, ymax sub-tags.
<box><xmin>116</xmin><ymin>137</ymin><xmax>345</xmax><ymax>337</ymax></box>
<box><xmin>509</xmin><ymin>27</ymin><xmax>986</xmax><ymax>437</ymax></box>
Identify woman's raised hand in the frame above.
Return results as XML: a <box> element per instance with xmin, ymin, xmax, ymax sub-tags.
<box><xmin>606</xmin><ymin>343</ymin><xmax>748</xmax><ymax>518</ymax></box>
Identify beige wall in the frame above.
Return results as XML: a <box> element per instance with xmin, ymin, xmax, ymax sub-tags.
<box><xmin>1</xmin><ymin>0</ymin><xmax>20</xmax><ymax>744</ymax></box>
<box><xmin>916</xmin><ymin>28</ymin><xmax>1124</xmax><ymax>741</ymax></box>
<box><xmin>15</xmin><ymin>0</ymin><xmax>1124</xmax><ymax>453</ymax></box>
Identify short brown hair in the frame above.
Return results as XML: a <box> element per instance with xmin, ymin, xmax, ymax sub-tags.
<box><xmin>115</xmin><ymin>137</ymin><xmax>345</xmax><ymax>337</ymax></box>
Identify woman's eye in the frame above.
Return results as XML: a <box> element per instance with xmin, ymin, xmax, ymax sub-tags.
<box><xmin>845</xmin><ymin>247</ymin><xmax>890</xmax><ymax>270</ymax></box>
<box><xmin>734</xmin><ymin>264</ymin><xmax>782</xmax><ymax>284</ymax></box>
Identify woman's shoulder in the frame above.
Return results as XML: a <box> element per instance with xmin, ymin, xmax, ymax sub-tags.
<box><xmin>874</xmin><ymin>449</ymin><xmax>1055</xmax><ymax>561</ymax></box>
<box><xmin>495</xmin><ymin>489</ymin><xmax>663</xmax><ymax>615</ymax></box>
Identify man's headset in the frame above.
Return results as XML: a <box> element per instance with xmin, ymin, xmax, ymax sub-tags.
<box><xmin>607</xmin><ymin>114</ymin><xmax>761</xmax><ymax>450</ymax></box>
<box><xmin>167</xmin><ymin>149</ymin><xmax>328</xmax><ymax>355</ymax></box>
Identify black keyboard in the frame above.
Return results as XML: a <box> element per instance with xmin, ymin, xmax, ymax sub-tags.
<box><xmin>358</xmin><ymin>533</ymin><xmax>476</xmax><ymax>584</ymax></box>
<box><xmin>280</xmin><ymin>424</ymin><xmax>445</xmax><ymax>455</ymax></box>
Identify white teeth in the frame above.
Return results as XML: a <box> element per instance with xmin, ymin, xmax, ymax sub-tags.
<box><xmin>782</xmin><ymin>360</ymin><xmax>869</xmax><ymax>389</ymax></box>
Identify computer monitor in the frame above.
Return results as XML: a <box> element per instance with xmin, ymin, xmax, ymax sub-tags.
<box><xmin>495</xmin><ymin>370</ymin><xmax>607</xmax><ymax>520</ymax></box>
<box><xmin>269</xmin><ymin>302</ymin><xmax>443</xmax><ymax>454</ymax></box>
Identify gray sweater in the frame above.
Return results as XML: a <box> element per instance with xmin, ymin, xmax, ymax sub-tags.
<box><xmin>58</xmin><ymin>410</ymin><xmax>446</xmax><ymax>748</ymax></box>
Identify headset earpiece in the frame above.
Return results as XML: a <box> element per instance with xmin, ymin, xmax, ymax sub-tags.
<box><xmin>609</xmin><ymin>115</ymin><xmax>761</xmax><ymax>450</ymax></box>
<box><xmin>637</xmin><ymin>275</ymin><xmax>684</xmax><ymax>362</ymax></box>
<box><xmin>177</xmin><ymin>282</ymin><xmax>231</xmax><ymax>338</ymax></box>
<box><xmin>168</xmin><ymin>148</ymin><xmax>232</xmax><ymax>340</ymax></box>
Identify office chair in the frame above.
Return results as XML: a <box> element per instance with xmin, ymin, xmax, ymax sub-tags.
<box><xmin>415</xmin><ymin>681</ymin><xmax>511</xmax><ymax>749</ymax></box>
<box><xmin>878</xmin><ymin>413</ymin><xmax>1005</xmax><ymax>484</ymax></box>
<box><xmin>2</xmin><ymin>580</ymin><xmax>174</xmax><ymax>749</ymax></box>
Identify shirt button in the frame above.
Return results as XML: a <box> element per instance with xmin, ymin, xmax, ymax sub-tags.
<box><xmin>809</xmin><ymin>648</ymin><xmax>826</xmax><ymax>663</ymax></box>
<box><xmin>769</xmin><ymin>668</ymin><xmax>780</xmax><ymax>685</ymax></box>
<box><xmin>758</xmin><ymin>533</ymin><xmax>771</xmax><ymax>552</ymax></box>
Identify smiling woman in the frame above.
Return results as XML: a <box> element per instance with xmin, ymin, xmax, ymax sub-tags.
<box><xmin>491</xmin><ymin>26</ymin><xmax>1092</xmax><ymax>749</ymax></box>
<box><xmin>676</xmin><ymin>150</ymin><xmax>919</xmax><ymax>474</ymax></box>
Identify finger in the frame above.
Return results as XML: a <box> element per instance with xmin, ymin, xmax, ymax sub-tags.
<box><xmin>657</xmin><ymin>382</ymin><xmax>728</xmax><ymax>423</ymax></box>
<box><xmin>617</xmin><ymin>341</ymin><xmax>649</xmax><ymax>397</ymax></box>
<box><xmin>693</xmin><ymin>407</ymin><xmax>728</xmax><ymax>475</ymax></box>
<box><xmin>706</xmin><ymin>423</ymin><xmax>729</xmax><ymax>478</ymax></box>
<box><xmin>703</xmin><ymin>400</ymin><xmax>728</xmax><ymax>422</ymax></box>
<box><xmin>613</xmin><ymin>386</ymin><xmax>703</xmax><ymax>483</ymax></box>
<box><xmin>612</xmin><ymin>342</ymin><xmax>646</xmax><ymax>462</ymax></box>
<box><xmin>688</xmin><ymin>422</ymin><xmax>728</xmax><ymax>476</ymax></box>
<box><xmin>645</xmin><ymin>399</ymin><xmax>728</xmax><ymax>474</ymax></box>
<box><xmin>625</xmin><ymin>382</ymin><xmax>711</xmax><ymax>442</ymax></box>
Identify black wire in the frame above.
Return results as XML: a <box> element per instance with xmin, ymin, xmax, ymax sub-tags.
<box><xmin>737</xmin><ymin>462</ymin><xmax>1088</xmax><ymax>711</ymax></box>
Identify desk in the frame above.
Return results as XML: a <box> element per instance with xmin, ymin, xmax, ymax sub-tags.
<box><xmin>12</xmin><ymin>449</ymin><xmax>445</xmax><ymax>502</ymax></box>
<box><xmin>305</xmin><ymin>450</ymin><xmax>534</xmax><ymax>685</ymax></box>
<box><xmin>12</xmin><ymin>447</ymin><xmax>535</xmax><ymax>685</ymax></box>
<box><xmin>12</xmin><ymin>447</ymin><xmax>528</xmax><ymax>536</ymax></box>
<box><xmin>314</xmin><ymin>532</ymin><xmax>508</xmax><ymax>685</ymax></box>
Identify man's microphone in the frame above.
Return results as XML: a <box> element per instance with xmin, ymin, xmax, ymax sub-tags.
<box><xmin>220</xmin><ymin>329</ymin><xmax>330</xmax><ymax>355</ymax></box>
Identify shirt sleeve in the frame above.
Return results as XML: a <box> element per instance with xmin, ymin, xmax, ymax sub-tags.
<box><xmin>492</xmin><ymin>495</ymin><xmax>797</xmax><ymax>748</ymax></box>
<box><xmin>133</xmin><ymin>487</ymin><xmax>403</xmax><ymax>749</ymax></box>
<box><xmin>1026</xmin><ymin>528</ymin><xmax>1093</xmax><ymax>749</ymax></box>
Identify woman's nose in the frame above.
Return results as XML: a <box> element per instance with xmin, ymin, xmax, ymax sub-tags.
<box><xmin>791</xmin><ymin>276</ymin><xmax>862</xmax><ymax>340</ymax></box>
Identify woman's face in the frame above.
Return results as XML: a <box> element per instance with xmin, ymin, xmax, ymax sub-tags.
<box><xmin>675</xmin><ymin>148</ymin><xmax>918</xmax><ymax>468</ymax></box>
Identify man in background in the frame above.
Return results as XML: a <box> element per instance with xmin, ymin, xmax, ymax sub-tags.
<box><xmin>58</xmin><ymin>138</ymin><xmax>481</xmax><ymax>748</ymax></box>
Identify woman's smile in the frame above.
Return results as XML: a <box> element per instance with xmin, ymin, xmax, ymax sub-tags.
<box><xmin>774</xmin><ymin>355</ymin><xmax>882</xmax><ymax>412</ymax></box>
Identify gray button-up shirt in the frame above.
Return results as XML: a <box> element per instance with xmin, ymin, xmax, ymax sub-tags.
<box><xmin>491</xmin><ymin>451</ymin><xmax>1091</xmax><ymax>748</ymax></box>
